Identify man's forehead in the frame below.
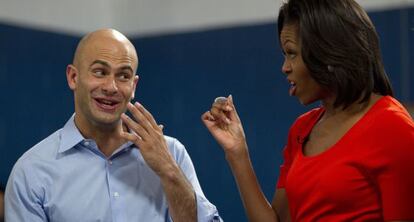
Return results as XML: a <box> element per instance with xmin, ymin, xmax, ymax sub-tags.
<box><xmin>82</xmin><ymin>38</ymin><xmax>138</xmax><ymax>66</ymax></box>
<box><xmin>74</xmin><ymin>29</ymin><xmax>138</xmax><ymax>68</ymax></box>
<box><xmin>88</xmin><ymin>36</ymin><xmax>134</xmax><ymax>53</ymax></box>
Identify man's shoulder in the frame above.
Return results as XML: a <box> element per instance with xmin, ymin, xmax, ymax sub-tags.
<box><xmin>163</xmin><ymin>135</ymin><xmax>193</xmax><ymax>162</ymax></box>
<box><xmin>16</xmin><ymin>129</ymin><xmax>62</xmax><ymax>167</ymax></box>
<box><xmin>164</xmin><ymin>135</ymin><xmax>185</xmax><ymax>152</ymax></box>
<box><xmin>8</xmin><ymin>129</ymin><xmax>63</xmax><ymax>188</ymax></box>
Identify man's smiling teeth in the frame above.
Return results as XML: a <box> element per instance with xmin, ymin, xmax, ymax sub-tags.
<box><xmin>97</xmin><ymin>99</ymin><xmax>116</xmax><ymax>105</ymax></box>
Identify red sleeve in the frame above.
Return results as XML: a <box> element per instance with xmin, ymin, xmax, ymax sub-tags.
<box><xmin>277</xmin><ymin>145</ymin><xmax>293</xmax><ymax>188</ymax></box>
<box><xmin>370</xmin><ymin>110</ymin><xmax>414</xmax><ymax>220</ymax></box>
<box><xmin>277</xmin><ymin>115</ymin><xmax>300</xmax><ymax>189</ymax></box>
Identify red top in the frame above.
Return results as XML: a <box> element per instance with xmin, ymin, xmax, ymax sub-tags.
<box><xmin>277</xmin><ymin>96</ymin><xmax>414</xmax><ymax>221</ymax></box>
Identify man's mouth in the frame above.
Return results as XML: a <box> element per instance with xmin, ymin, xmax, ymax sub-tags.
<box><xmin>94</xmin><ymin>98</ymin><xmax>121</xmax><ymax>112</ymax></box>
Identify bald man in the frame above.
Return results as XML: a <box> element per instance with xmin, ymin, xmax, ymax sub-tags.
<box><xmin>5</xmin><ymin>29</ymin><xmax>222</xmax><ymax>222</ymax></box>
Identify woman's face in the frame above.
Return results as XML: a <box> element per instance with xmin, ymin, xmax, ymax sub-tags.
<box><xmin>280</xmin><ymin>23</ymin><xmax>329</xmax><ymax>105</ymax></box>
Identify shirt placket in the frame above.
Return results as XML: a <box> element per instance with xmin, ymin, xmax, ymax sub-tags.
<box><xmin>106</xmin><ymin>157</ymin><xmax>126</xmax><ymax>222</ymax></box>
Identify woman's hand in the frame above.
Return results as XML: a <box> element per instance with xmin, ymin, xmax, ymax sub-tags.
<box><xmin>202</xmin><ymin>95</ymin><xmax>248</xmax><ymax>157</ymax></box>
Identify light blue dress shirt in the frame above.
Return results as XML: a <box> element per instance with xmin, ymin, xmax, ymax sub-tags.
<box><xmin>5</xmin><ymin>115</ymin><xmax>222</xmax><ymax>222</ymax></box>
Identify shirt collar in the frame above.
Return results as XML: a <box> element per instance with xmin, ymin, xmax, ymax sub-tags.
<box><xmin>59</xmin><ymin>114</ymin><xmax>85</xmax><ymax>153</ymax></box>
<box><xmin>58</xmin><ymin>114</ymin><xmax>136</xmax><ymax>154</ymax></box>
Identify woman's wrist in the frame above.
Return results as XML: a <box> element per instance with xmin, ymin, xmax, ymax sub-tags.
<box><xmin>225</xmin><ymin>143</ymin><xmax>250</xmax><ymax>164</ymax></box>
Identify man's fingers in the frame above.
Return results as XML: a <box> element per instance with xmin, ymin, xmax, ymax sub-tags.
<box><xmin>121</xmin><ymin>113</ymin><xmax>149</xmax><ymax>140</ymax></box>
<box><xmin>133</xmin><ymin>102</ymin><xmax>160</xmax><ymax>131</ymax></box>
<box><xmin>120</xmin><ymin>131</ymin><xmax>142</xmax><ymax>144</ymax></box>
<box><xmin>127</xmin><ymin>103</ymin><xmax>153</xmax><ymax>133</ymax></box>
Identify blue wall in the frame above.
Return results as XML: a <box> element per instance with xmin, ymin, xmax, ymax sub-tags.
<box><xmin>0</xmin><ymin>7</ymin><xmax>413</xmax><ymax>221</ymax></box>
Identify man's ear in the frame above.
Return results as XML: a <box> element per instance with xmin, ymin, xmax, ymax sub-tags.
<box><xmin>131</xmin><ymin>74</ymin><xmax>139</xmax><ymax>100</ymax></box>
<box><xmin>66</xmin><ymin>64</ymin><xmax>79</xmax><ymax>90</ymax></box>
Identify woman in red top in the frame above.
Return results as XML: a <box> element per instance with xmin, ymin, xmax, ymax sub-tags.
<box><xmin>202</xmin><ymin>0</ymin><xmax>414</xmax><ymax>221</ymax></box>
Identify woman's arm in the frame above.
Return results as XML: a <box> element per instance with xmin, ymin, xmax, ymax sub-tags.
<box><xmin>202</xmin><ymin>95</ymin><xmax>288</xmax><ymax>222</ymax></box>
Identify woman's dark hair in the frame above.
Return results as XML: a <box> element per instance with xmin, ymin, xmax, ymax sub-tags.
<box><xmin>278</xmin><ymin>0</ymin><xmax>393</xmax><ymax>109</ymax></box>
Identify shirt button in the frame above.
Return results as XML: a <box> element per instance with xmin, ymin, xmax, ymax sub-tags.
<box><xmin>108</xmin><ymin>160</ymin><xmax>113</xmax><ymax>165</ymax></box>
<box><xmin>113</xmin><ymin>192</ymin><xmax>120</xmax><ymax>198</ymax></box>
<box><xmin>83</xmin><ymin>141</ymin><xmax>90</xmax><ymax>146</ymax></box>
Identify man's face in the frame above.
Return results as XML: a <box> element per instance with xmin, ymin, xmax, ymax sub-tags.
<box><xmin>70</xmin><ymin>36</ymin><xmax>138</xmax><ymax>128</ymax></box>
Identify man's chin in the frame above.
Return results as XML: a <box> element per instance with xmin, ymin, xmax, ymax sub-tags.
<box><xmin>91</xmin><ymin>112</ymin><xmax>122</xmax><ymax>128</ymax></box>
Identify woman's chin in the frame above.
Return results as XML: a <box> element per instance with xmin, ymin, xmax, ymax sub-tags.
<box><xmin>298</xmin><ymin>96</ymin><xmax>319</xmax><ymax>106</ymax></box>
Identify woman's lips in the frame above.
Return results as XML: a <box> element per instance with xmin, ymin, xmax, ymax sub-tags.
<box><xmin>289</xmin><ymin>80</ymin><xmax>297</xmax><ymax>96</ymax></box>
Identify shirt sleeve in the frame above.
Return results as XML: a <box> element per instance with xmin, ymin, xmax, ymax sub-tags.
<box><xmin>170</xmin><ymin>138</ymin><xmax>222</xmax><ymax>222</ymax></box>
<box><xmin>5</xmin><ymin>160</ymin><xmax>48</xmax><ymax>222</ymax></box>
<box><xmin>371</xmin><ymin>112</ymin><xmax>414</xmax><ymax>221</ymax></box>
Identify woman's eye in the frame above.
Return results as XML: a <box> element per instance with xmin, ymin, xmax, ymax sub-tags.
<box><xmin>284</xmin><ymin>51</ymin><xmax>296</xmax><ymax>59</ymax></box>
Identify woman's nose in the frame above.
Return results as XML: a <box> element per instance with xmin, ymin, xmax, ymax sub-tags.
<box><xmin>281</xmin><ymin>59</ymin><xmax>292</xmax><ymax>74</ymax></box>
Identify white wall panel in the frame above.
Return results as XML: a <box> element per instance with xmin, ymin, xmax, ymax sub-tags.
<box><xmin>111</xmin><ymin>0</ymin><xmax>280</xmax><ymax>37</ymax></box>
<box><xmin>0</xmin><ymin>0</ymin><xmax>113</xmax><ymax>35</ymax></box>
<box><xmin>0</xmin><ymin>0</ymin><xmax>413</xmax><ymax>36</ymax></box>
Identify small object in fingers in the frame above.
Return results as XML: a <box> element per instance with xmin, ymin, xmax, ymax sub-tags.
<box><xmin>214</xmin><ymin>97</ymin><xmax>232</xmax><ymax>111</ymax></box>
<box><xmin>214</xmin><ymin>97</ymin><xmax>228</xmax><ymax>104</ymax></box>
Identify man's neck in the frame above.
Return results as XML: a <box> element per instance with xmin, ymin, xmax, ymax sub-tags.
<box><xmin>74</xmin><ymin>115</ymin><xmax>128</xmax><ymax>157</ymax></box>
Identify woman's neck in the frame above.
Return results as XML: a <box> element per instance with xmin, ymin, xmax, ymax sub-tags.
<box><xmin>321</xmin><ymin>93</ymin><xmax>382</xmax><ymax>120</ymax></box>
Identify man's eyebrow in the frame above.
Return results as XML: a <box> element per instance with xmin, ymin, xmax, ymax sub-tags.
<box><xmin>90</xmin><ymin>60</ymin><xmax>134</xmax><ymax>73</ymax></box>
<box><xmin>119</xmin><ymin>66</ymin><xmax>134</xmax><ymax>73</ymax></box>
<box><xmin>91</xmin><ymin>60</ymin><xmax>110</xmax><ymax>68</ymax></box>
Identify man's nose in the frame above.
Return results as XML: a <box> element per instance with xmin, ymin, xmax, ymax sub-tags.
<box><xmin>102</xmin><ymin>76</ymin><xmax>118</xmax><ymax>94</ymax></box>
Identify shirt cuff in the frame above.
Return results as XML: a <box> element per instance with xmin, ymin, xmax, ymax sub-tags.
<box><xmin>195</xmin><ymin>192</ymin><xmax>222</xmax><ymax>222</ymax></box>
